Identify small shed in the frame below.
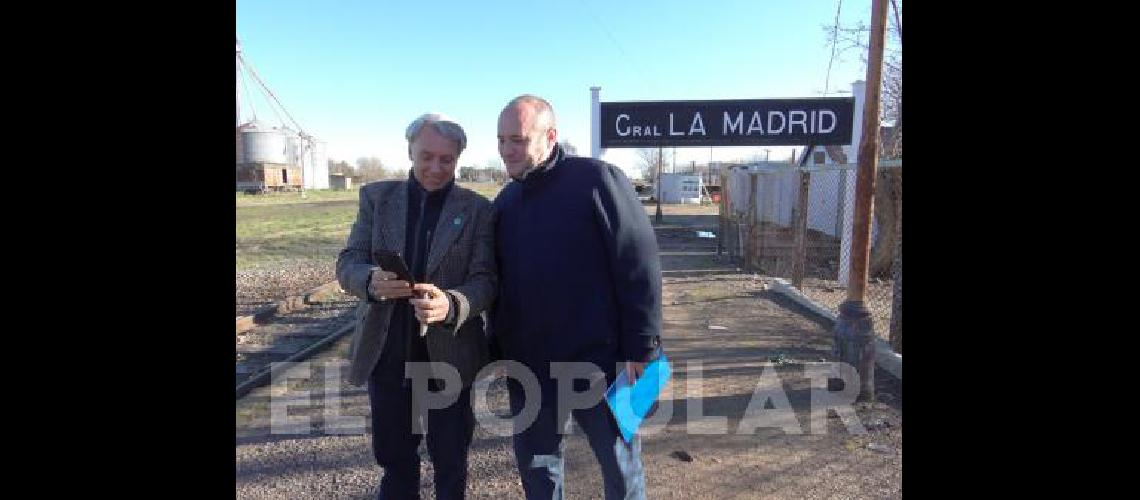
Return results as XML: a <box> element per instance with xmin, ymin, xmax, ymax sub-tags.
<box><xmin>658</xmin><ymin>173</ymin><xmax>703</xmax><ymax>204</ymax></box>
<box><xmin>329</xmin><ymin>173</ymin><xmax>353</xmax><ymax>190</ymax></box>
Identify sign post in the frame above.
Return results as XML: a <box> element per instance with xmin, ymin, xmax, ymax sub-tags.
<box><xmin>590</xmin><ymin>86</ymin><xmax>602</xmax><ymax>159</ymax></box>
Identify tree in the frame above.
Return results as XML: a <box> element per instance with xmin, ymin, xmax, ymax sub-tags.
<box><xmin>822</xmin><ymin>0</ymin><xmax>903</xmax><ymax>277</ymax></box>
<box><xmin>822</xmin><ymin>0</ymin><xmax>902</xmax><ymax>154</ymax></box>
<box><xmin>635</xmin><ymin>147</ymin><xmax>673</xmax><ymax>182</ymax></box>
<box><xmin>356</xmin><ymin>156</ymin><xmax>389</xmax><ymax>183</ymax></box>
<box><xmin>328</xmin><ymin>160</ymin><xmax>354</xmax><ymax>176</ymax></box>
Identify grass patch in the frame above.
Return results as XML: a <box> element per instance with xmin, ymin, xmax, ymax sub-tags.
<box><xmin>235</xmin><ymin>182</ymin><xmax>502</xmax><ymax>271</ymax></box>
<box><xmin>460</xmin><ymin>181</ymin><xmax>503</xmax><ymax>201</ymax></box>
<box><xmin>236</xmin><ymin>200</ymin><xmax>358</xmax><ymax>270</ymax></box>
<box><xmin>236</xmin><ymin>188</ymin><xmax>361</xmax><ymax>207</ymax></box>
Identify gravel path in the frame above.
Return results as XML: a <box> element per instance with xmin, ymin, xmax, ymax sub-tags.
<box><xmin>236</xmin><ymin>212</ymin><xmax>901</xmax><ymax>499</ymax></box>
<box><xmin>237</xmin><ymin>260</ymin><xmax>337</xmax><ymax>316</ymax></box>
<box><xmin>236</xmin><ymin>296</ymin><xmax>359</xmax><ymax>386</ymax></box>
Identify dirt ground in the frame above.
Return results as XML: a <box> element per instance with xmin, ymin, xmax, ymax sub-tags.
<box><xmin>236</xmin><ymin>203</ymin><xmax>901</xmax><ymax>499</ymax></box>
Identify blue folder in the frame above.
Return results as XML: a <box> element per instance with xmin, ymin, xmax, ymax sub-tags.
<box><xmin>605</xmin><ymin>354</ymin><xmax>672</xmax><ymax>444</ymax></box>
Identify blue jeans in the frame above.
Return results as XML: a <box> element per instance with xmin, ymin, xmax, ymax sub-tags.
<box><xmin>508</xmin><ymin>379</ymin><xmax>646</xmax><ymax>500</ymax></box>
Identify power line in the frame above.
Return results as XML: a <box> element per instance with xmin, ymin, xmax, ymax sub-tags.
<box><xmin>239</xmin><ymin>57</ymin><xmax>285</xmax><ymax>127</ymax></box>
<box><xmin>238</xmin><ymin>53</ymin><xmax>306</xmax><ymax>136</ymax></box>
<box><xmin>574</xmin><ymin>0</ymin><xmax>656</xmax><ymax>96</ymax></box>
<box><xmin>824</xmin><ymin>0</ymin><xmax>844</xmax><ymax>95</ymax></box>
<box><xmin>238</xmin><ymin>64</ymin><xmax>258</xmax><ymax>123</ymax></box>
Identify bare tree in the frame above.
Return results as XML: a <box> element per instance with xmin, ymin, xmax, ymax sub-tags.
<box><xmin>822</xmin><ymin>0</ymin><xmax>901</xmax><ymax>155</ymax></box>
<box><xmin>635</xmin><ymin>147</ymin><xmax>673</xmax><ymax>182</ymax></box>
<box><xmin>328</xmin><ymin>159</ymin><xmax>355</xmax><ymax>176</ymax></box>
<box><xmin>356</xmin><ymin>156</ymin><xmax>389</xmax><ymax>183</ymax></box>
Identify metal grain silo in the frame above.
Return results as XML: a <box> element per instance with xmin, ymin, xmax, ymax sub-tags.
<box><xmin>282</xmin><ymin>128</ymin><xmax>304</xmax><ymax>167</ymax></box>
<box><xmin>310</xmin><ymin>140</ymin><xmax>329</xmax><ymax>189</ymax></box>
<box><xmin>239</xmin><ymin>120</ymin><xmax>287</xmax><ymax>164</ymax></box>
<box><xmin>235</xmin><ymin>129</ymin><xmax>243</xmax><ymax>164</ymax></box>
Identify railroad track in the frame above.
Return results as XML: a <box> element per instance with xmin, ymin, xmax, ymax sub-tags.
<box><xmin>236</xmin><ymin>281</ymin><xmax>359</xmax><ymax>399</ymax></box>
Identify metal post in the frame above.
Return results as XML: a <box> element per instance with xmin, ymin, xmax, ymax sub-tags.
<box><xmin>792</xmin><ymin>170</ymin><xmax>811</xmax><ymax>289</ymax></box>
<box><xmin>746</xmin><ymin>173</ymin><xmax>758</xmax><ymax>272</ymax></box>
<box><xmin>833</xmin><ymin>0</ymin><xmax>889</xmax><ymax>403</ymax></box>
<box><xmin>590</xmin><ymin>86</ymin><xmax>602</xmax><ymax>159</ymax></box>
<box><xmin>717</xmin><ymin>167</ymin><xmax>727</xmax><ymax>257</ymax></box>
<box><xmin>655</xmin><ymin>146</ymin><xmax>663</xmax><ymax>224</ymax></box>
<box><xmin>839</xmin><ymin>80</ymin><xmax>866</xmax><ymax>287</ymax></box>
<box><xmin>236</xmin><ymin>39</ymin><xmax>242</xmax><ymax>127</ymax></box>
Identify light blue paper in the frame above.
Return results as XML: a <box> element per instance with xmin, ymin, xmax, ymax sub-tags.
<box><xmin>605</xmin><ymin>355</ymin><xmax>672</xmax><ymax>443</ymax></box>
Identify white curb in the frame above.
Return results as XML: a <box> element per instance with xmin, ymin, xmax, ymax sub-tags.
<box><xmin>769</xmin><ymin>278</ymin><xmax>902</xmax><ymax>380</ymax></box>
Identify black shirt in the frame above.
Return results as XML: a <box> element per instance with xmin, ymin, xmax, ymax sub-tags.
<box><xmin>373</xmin><ymin>171</ymin><xmax>455</xmax><ymax>386</ymax></box>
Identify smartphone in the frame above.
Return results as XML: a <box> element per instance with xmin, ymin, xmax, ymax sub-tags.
<box><xmin>375</xmin><ymin>251</ymin><xmax>415</xmax><ymax>284</ymax></box>
<box><xmin>377</xmin><ymin>251</ymin><xmax>429</xmax><ymax>336</ymax></box>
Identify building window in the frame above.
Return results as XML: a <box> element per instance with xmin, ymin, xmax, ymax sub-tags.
<box><xmin>282</xmin><ymin>169</ymin><xmax>289</xmax><ymax>183</ymax></box>
<box><xmin>813</xmin><ymin>151</ymin><xmax>826</xmax><ymax>164</ymax></box>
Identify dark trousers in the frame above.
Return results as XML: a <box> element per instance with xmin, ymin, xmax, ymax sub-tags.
<box><xmin>367</xmin><ymin>367</ymin><xmax>474</xmax><ymax>500</ymax></box>
<box><xmin>508</xmin><ymin>379</ymin><xmax>646</xmax><ymax>500</ymax></box>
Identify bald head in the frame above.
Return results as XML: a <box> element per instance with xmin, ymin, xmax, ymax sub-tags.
<box><xmin>503</xmin><ymin>94</ymin><xmax>557</xmax><ymax>130</ymax></box>
<box><xmin>497</xmin><ymin>95</ymin><xmax>559</xmax><ymax>180</ymax></box>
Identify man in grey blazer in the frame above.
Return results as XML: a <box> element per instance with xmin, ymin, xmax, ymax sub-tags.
<box><xmin>336</xmin><ymin>113</ymin><xmax>496</xmax><ymax>500</ymax></box>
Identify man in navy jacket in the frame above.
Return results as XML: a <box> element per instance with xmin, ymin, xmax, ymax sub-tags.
<box><xmin>492</xmin><ymin>95</ymin><xmax>662</xmax><ymax>500</ymax></box>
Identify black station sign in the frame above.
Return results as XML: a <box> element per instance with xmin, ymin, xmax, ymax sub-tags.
<box><xmin>600</xmin><ymin>98</ymin><xmax>854</xmax><ymax>148</ymax></box>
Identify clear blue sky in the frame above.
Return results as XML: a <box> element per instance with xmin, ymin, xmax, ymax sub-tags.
<box><xmin>236</xmin><ymin>0</ymin><xmax>882</xmax><ymax>178</ymax></box>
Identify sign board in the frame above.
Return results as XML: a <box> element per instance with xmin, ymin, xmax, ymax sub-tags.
<box><xmin>599</xmin><ymin>98</ymin><xmax>854</xmax><ymax>148</ymax></box>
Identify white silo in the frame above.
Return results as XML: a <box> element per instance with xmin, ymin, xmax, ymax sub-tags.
<box><xmin>239</xmin><ymin>120</ymin><xmax>287</xmax><ymax>164</ymax></box>
<box><xmin>310</xmin><ymin>140</ymin><xmax>329</xmax><ymax>189</ymax></box>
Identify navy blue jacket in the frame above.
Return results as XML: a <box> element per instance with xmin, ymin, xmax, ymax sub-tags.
<box><xmin>491</xmin><ymin>144</ymin><xmax>662</xmax><ymax>380</ymax></box>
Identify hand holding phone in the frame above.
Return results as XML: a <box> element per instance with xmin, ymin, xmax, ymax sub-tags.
<box><xmin>369</xmin><ymin>252</ymin><xmax>415</xmax><ymax>301</ymax></box>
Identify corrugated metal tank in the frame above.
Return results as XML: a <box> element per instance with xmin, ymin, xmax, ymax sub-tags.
<box><xmin>300</xmin><ymin>141</ymin><xmax>314</xmax><ymax>189</ymax></box>
<box><xmin>282</xmin><ymin>128</ymin><xmax>304</xmax><ymax>167</ymax></box>
<box><xmin>239</xmin><ymin>121</ymin><xmax>287</xmax><ymax>164</ymax></box>
<box><xmin>235</xmin><ymin>129</ymin><xmax>243</xmax><ymax>164</ymax></box>
<box><xmin>310</xmin><ymin>141</ymin><xmax>329</xmax><ymax>189</ymax></box>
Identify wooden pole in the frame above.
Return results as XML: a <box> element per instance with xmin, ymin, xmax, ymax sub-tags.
<box><xmin>833</xmin><ymin>0</ymin><xmax>889</xmax><ymax>403</ymax></box>
<box><xmin>847</xmin><ymin>0</ymin><xmax>888</xmax><ymax>303</ymax></box>
<box><xmin>792</xmin><ymin>170</ymin><xmax>811</xmax><ymax>288</ymax></box>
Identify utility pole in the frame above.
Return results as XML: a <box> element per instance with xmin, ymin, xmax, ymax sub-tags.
<box><xmin>300</xmin><ymin>135</ymin><xmax>308</xmax><ymax>199</ymax></box>
<box><xmin>655</xmin><ymin>145</ymin><xmax>663</xmax><ymax>224</ymax></box>
<box><xmin>236</xmin><ymin>39</ymin><xmax>241</xmax><ymax>127</ymax></box>
<box><xmin>832</xmin><ymin>0</ymin><xmax>889</xmax><ymax>403</ymax></box>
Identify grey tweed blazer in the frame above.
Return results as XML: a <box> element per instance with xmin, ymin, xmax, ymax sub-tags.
<box><xmin>336</xmin><ymin>180</ymin><xmax>496</xmax><ymax>387</ymax></box>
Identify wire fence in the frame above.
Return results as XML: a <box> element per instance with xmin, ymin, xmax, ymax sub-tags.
<box><xmin>719</xmin><ymin>159</ymin><xmax>901</xmax><ymax>352</ymax></box>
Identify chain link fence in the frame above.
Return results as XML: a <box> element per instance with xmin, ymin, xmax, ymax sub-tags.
<box><xmin>718</xmin><ymin>160</ymin><xmax>901</xmax><ymax>352</ymax></box>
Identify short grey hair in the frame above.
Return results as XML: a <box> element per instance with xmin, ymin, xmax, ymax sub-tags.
<box><xmin>405</xmin><ymin>113</ymin><xmax>467</xmax><ymax>158</ymax></box>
